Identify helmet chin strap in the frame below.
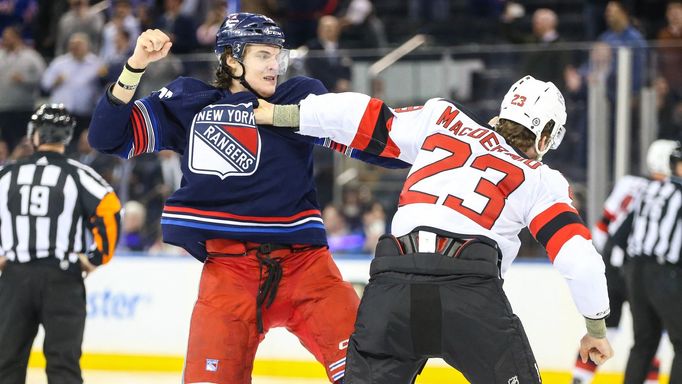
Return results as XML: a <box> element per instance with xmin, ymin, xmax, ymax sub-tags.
<box><xmin>231</xmin><ymin>61</ymin><xmax>269</xmax><ymax>99</ymax></box>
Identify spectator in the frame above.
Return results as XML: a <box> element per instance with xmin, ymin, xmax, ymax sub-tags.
<box><xmin>657</xmin><ymin>0</ymin><xmax>682</xmax><ymax>99</ymax></box>
<box><xmin>502</xmin><ymin>8</ymin><xmax>571</xmax><ymax>90</ymax></box>
<box><xmin>362</xmin><ymin>201</ymin><xmax>386</xmax><ymax>253</ymax></box>
<box><xmin>55</xmin><ymin>0</ymin><xmax>104</xmax><ymax>55</ymax></box>
<box><xmin>0</xmin><ymin>25</ymin><xmax>45</xmax><ymax>151</ymax></box>
<box><xmin>195</xmin><ymin>1</ymin><xmax>224</xmax><ymax>48</ymax></box>
<box><xmin>121</xmin><ymin>200</ymin><xmax>150</xmax><ymax>251</ymax></box>
<box><xmin>135</xmin><ymin>1</ymin><xmax>155</xmax><ymax>31</ymax></box>
<box><xmin>281</xmin><ymin>0</ymin><xmax>337</xmax><ymax>48</ymax></box>
<box><xmin>339</xmin><ymin>0</ymin><xmax>387</xmax><ymax>48</ymax></box>
<box><xmin>33</xmin><ymin>0</ymin><xmax>70</xmax><ymax>56</ymax></box>
<box><xmin>565</xmin><ymin>42</ymin><xmax>614</xmax><ymax>97</ymax></box>
<box><xmin>322</xmin><ymin>205</ymin><xmax>364</xmax><ymax>253</ymax></box>
<box><xmin>341</xmin><ymin>185</ymin><xmax>363</xmax><ymax>230</ymax></box>
<box><xmin>100</xmin><ymin>0</ymin><xmax>140</xmax><ymax>61</ymax></box>
<box><xmin>101</xmin><ymin>29</ymin><xmax>134</xmax><ymax>85</ymax></box>
<box><xmin>0</xmin><ymin>0</ymin><xmax>36</xmax><ymax>37</ymax></box>
<box><xmin>41</xmin><ymin>33</ymin><xmax>106</xmax><ymax>144</ymax></box>
<box><xmin>155</xmin><ymin>0</ymin><xmax>197</xmax><ymax>54</ymax></box>
<box><xmin>598</xmin><ymin>1</ymin><xmax>647</xmax><ymax>96</ymax></box>
<box><xmin>584</xmin><ymin>0</ymin><xmax>610</xmax><ymax>41</ymax></box>
<box><xmin>563</xmin><ymin>42</ymin><xmax>614</xmax><ymax>172</ymax></box>
<box><xmin>305</xmin><ymin>15</ymin><xmax>352</xmax><ymax>93</ymax></box>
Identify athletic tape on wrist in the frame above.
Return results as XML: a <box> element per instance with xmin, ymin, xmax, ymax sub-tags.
<box><xmin>585</xmin><ymin>318</ymin><xmax>607</xmax><ymax>339</ymax></box>
<box><xmin>117</xmin><ymin>61</ymin><xmax>146</xmax><ymax>90</ymax></box>
<box><xmin>272</xmin><ymin>104</ymin><xmax>300</xmax><ymax>128</ymax></box>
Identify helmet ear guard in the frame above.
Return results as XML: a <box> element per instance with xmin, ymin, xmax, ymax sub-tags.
<box><xmin>498</xmin><ymin>75</ymin><xmax>567</xmax><ymax>160</ymax></box>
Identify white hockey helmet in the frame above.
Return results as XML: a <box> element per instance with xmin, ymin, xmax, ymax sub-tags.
<box><xmin>499</xmin><ymin>75</ymin><xmax>567</xmax><ymax>160</ymax></box>
<box><xmin>647</xmin><ymin>139</ymin><xmax>679</xmax><ymax>177</ymax></box>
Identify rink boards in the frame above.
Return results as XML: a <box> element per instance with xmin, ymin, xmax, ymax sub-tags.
<box><xmin>14</xmin><ymin>254</ymin><xmax>672</xmax><ymax>382</ymax></box>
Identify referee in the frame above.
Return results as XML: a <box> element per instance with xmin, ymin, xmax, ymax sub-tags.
<box><xmin>623</xmin><ymin>140</ymin><xmax>682</xmax><ymax>383</ymax></box>
<box><xmin>0</xmin><ymin>104</ymin><xmax>121</xmax><ymax>384</ymax></box>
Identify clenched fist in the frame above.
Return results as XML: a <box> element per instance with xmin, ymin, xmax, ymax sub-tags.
<box><xmin>579</xmin><ymin>334</ymin><xmax>614</xmax><ymax>366</ymax></box>
<box><xmin>128</xmin><ymin>29</ymin><xmax>173</xmax><ymax>69</ymax></box>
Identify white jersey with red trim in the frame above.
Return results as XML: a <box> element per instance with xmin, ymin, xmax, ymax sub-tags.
<box><xmin>592</xmin><ymin>175</ymin><xmax>649</xmax><ymax>252</ymax></box>
<box><xmin>297</xmin><ymin>92</ymin><xmax>609</xmax><ymax>319</ymax></box>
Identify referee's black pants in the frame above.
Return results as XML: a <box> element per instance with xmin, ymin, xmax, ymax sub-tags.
<box><xmin>0</xmin><ymin>262</ymin><xmax>86</xmax><ymax>384</ymax></box>
<box><xmin>623</xmin><ymin>259</ymin><xmax>682</xmax><ymax>384</ymax></box>
<box><xmin>344</xmin><ymin>238</ymin><xmax>541</xmax><ymax>384</ymax></box>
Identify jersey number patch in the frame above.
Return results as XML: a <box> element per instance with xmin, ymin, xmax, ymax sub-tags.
<box><xmin>19</xmin><ymin>185</ymin><xmax>50</xmax><ymax>216</ymax></box>
<box><xmin>398</xmin><ymin>133</ymin><xmax>525</xmax><ymax>229</ymax></box>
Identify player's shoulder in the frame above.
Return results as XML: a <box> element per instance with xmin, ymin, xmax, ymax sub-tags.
<box><xmin>536</xmin><ymin>164</ymin><xmax>571</xmax><ymax>196</ymax></box>
<box><xmin>282</xmin><ymin>76</ymin><xmax>326</xmax><ymax>93</ymax></box>
<box><xmin>158</xmin><ymin>76</ymin><xmax>219</xmax><ymax>97</ymax></box>
<box><xmin>270</xmin><ymin>76</ymin><xmax>328</xmax><ymax>103</ymax></box>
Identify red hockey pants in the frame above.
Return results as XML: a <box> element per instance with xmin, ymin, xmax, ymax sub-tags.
<box><xmin>183</xmin><ymin>239</ymin><xmax>360</xmax><ymax>383</ymax></box>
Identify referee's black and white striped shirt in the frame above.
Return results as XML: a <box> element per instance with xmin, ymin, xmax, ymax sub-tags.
<box><xmin>0</xmin><ymin>151</ymin><xmax>121</xmax><ymax>267</ymax></box>
<box><xmin>627</xmin><ymin>177</ymin><xmax>682</xmax><ymax>265</ymax></box>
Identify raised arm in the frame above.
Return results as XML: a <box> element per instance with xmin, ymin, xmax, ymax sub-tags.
<box><xmin>111</xmin><ymin>29</ymin><xmax>172</xmax><ymax>104</ymax></box>
<box><xmin>89</xmin><ymin>30</ymin><xmax>184</xmax><ymax>158</ymax></box>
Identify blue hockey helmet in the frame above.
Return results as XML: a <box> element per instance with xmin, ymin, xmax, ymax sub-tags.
<box><xmin>215</xmin><ymin>13</ymin><xmax>286</xmax><ymax>61</ymax></box>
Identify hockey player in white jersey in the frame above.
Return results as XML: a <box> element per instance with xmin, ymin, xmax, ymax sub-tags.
<box><xmin>255</xmin><ymin>75</ymin><xmax>613</xmax><ymax>383</ymax></box>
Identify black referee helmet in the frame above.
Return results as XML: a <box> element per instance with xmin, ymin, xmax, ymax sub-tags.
<box><xmin>27</xmin><ymin>104</ymin><xmax>76</xmax><ymax>146</ymax></box>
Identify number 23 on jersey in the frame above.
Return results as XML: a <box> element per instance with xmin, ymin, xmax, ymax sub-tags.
<box><xmin>399</xmin><ymin>133</ymin><xmax>525</xmax><ymax>230</ymax></box>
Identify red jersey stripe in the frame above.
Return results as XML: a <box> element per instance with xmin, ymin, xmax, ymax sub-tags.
<box><xmin>545</xmin><ymin>223</ymin><xmax>592</xmax><ymax>261</ymax></box>
<box><xmin>350</xmin><ymin>98</ymin><xmax>384</xmax><ymax>151</ymax></box>
<box><xmin>529</xmin><ymin>203</ymin><xmax>578</xmax><ymax>237</ymax></box>
<box><xmin>131</xmin><ymin>106</ymin><xmax>147</xmax><ymax>156</ymax></box>
<box><xmin>379</xmin><ymin>116</ymin><xmax>401</xmax><ymax>158</ymax></box>
<box><xmin>602</xmin><ymin>208</ymin><xmax>616</xmax><ymax>223</ymax></box>
<box><xmin>163</xmin><ymin>205</ymin><xmax>322</xmax><ymax>223</ymax></box>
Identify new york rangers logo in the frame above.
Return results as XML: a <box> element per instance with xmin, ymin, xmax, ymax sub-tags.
<box><xmin>188</xmin><ymin>103</ymin><xmax>261</xmax><ymax>179</ymax></box>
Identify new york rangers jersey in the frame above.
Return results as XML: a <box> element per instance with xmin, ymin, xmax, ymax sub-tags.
<box><xmin>295</xmin><ymin>92</ymin><xmax>609</xmax><ymax>319</ymax></box>
<box><xmin>88</xmin><ymin>77</ymin><xmax>407</xmax><ymax>261</ymax></box>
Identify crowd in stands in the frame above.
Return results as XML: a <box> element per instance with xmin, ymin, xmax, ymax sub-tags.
<box><xmin>0</xmin><ymin>0</ymin><xmax>681</xmax><ymax>255</ymax></box>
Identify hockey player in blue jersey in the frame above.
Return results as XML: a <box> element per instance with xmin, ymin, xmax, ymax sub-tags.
<box><xmin>88</xmin><ymin>13</ymin><xmax>406</xmax><ymax>384</ymax></box>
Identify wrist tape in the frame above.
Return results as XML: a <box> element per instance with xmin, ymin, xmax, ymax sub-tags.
<box><xmin>273</xmin><ymin>104</ymin><xmax>300</xmax><ymax>128</ymax></box>
<box><xmin>117</xmin><ymin>62</ymin><xmax>146</xmax><ymax>91</ymax></box>
<box><xmin>586</xmin><ymin>318</ymin><xmax>607</xmax><ymax>339</ymax></box>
